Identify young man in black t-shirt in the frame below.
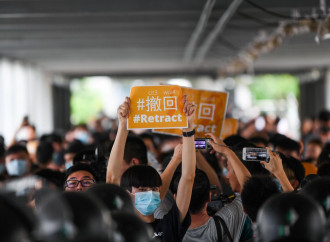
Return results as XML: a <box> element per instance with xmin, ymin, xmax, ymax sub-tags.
<box><xmin>107</xmin><ymin>96</ymin><xmax>196</xmax><ymax>241</ymax></box>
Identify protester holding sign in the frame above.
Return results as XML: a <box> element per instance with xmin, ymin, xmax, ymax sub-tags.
<box><xmin>128</xmin><ymin>85</ymin><xmax>188</xmax><ymax>129</ymax></box>
<box><xmin>106</xmin><ymin>93</ymin><xmax>197</xmax><ymax>242</ymax></box>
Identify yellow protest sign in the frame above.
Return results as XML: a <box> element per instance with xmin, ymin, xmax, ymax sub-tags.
<box><xmin>127</xmin><ymin>85</ymin><xmax>187</xmax><ymax>129</ymax></box>
<box><xmin>221</xmin><ymin>118</ymin><xmax>239</xmax><ymax>139</ymax></box>
<box><xmin>153</xmin><ymin>87</ymin><xmax>228</xmax><ymax>138</ymax></box>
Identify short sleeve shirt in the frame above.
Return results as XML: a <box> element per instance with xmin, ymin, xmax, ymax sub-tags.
<box><xmin>183</xmin><ymin>194</ymin><xmax>248</xmax><ymax>242</ymax></box>
<box><xmin>150</xmin><ymin>202</ymin><xmax>191</xmax><ymax>242</ymax></box>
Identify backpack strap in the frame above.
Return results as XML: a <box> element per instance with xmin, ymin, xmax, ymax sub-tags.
<box><xmin>218</xmin><ymin>216</ymin><xmax>233</xmax><ymax>242</ymax></box>
<box><xmin>213</xmin><ymin>216</ymin><xmax>222</xmax><ymax>242</ymax></box>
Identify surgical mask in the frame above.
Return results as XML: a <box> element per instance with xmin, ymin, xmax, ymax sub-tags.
<box><xmin>134</xmin><ymin>191</ymin><xmax>161</xmax><ymax>216</ymax></box>
<box><xmin>65</xmin><ymin>161</ymin><xmax>73</xmax><ymax>170</ymax></box>
<box><xmin>6</xmin><ymin>159</ymin><xmax>28</xmax><ymax>176</ymax></box>
<box><xmin>75</xmin><ymin>131</ymin><xmax>90</xmax><ymax>144</ymax></box>
<box><xmin>0</xmin><ymin>164</ymin><xmax>5</xmax><ymax>174</ymax></box>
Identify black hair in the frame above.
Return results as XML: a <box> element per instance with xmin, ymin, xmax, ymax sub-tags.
<box><xmin>317</xmin><ymin>143</ymin><xmax>330</xmax><ymax>166</ymax></box>
<box><xmin>123</xmin><ymin>135</ymin><xmax>148</xmax><ymax>165</ymax></box>
<box><xmin>64</xmin><ymin>163</ymin><xmax>97</xmax><ymax>182</ymax></box>
<box><xmin>280</xmin><ymin>153</ymin><xmax>305</xmax><ymax>183</ymax></box>
<box><xmin>241</xmin><ymin>175</ymin><xmax>280</xmax><ymax>222</ymax></box>
<box><xmin>36</xmin><ymin>142</ymin><xmax>54</xmax><ymax>165</ymax></box>
<box><xmin>120</xmin><ymin>165</ymin><xmax>162</xmax><ymax>192</ymax></box>
<box><xmin>223</xmin><ymin>135</ymin><xmax>247</xmax><ymax>147</ymax></box>
<box><xmin>188</xmin><ymin>169</ymin><xmax>210</xmax><ymax>214</ymax></box>
<box><xmin>0</xmin><ymin>141</ymin><xmax>5</xmax><ymax>158</ymax></box>
<box><xmin>248</xmin><ymin>136</ymin><xmax>269</xmax><ymax>147</ymax></box>
<box><xmin>317</xmin><ymin>162</ymin><xmax>330</xmax><ymax>177</ymax></box>
<box><xmin>307</xmin><ymin>138</ymin><xmax>323</xmax><ymax>147</ymax></box>
<box><xmin>5</xmin><ymin>144</ymin><xmax>28</xmax><ymax>157</ymax></box>
<box><xmin>73</xmin><ymin>149</ymin><xmax>96</xmax><ymax>165</ymax></box>
<box><xmin>40</xmin><ymin>133</ymin><xmax>63</xmax><ymax>144</ymax></box>
<box><xmin>64</xmin><ymin>139</ymin><xmax>84</xmax><ymax>154</ymax></box>
<box><xmin>35</xmin><ymin>169</ymin><xmax>65</xmax><ymax>189</ymax></box>
<box><xmin>318</xmin><ymin>109</ymin><xmax>330</xmax><ymax>122</ymax></box>
<box><xmin>299</xmin><ymin>174</ymin><xmax>320</xmax><ymax>189</ymax></box>
<box><xmin>272</xmin><ymin>135</ymin><xmax>301</xmax><ymax>156</ymax></box>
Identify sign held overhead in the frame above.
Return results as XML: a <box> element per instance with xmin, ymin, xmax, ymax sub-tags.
<box><xmin>128</xmin><ymin>85</ymin><xmax>188</xmax><ymax>130</ymax></box>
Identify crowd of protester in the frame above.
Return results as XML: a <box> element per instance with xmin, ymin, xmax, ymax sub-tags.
<box><xmin>0</xmin><ymin>96</ymin><xmax>330</xmax><ymax>242</ymax></box>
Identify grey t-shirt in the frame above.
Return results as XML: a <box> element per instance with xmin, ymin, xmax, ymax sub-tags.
<box><xmin>183</xmin><ymin>194</ymin><xmax>247</xmax><ymax>242</ymax></box>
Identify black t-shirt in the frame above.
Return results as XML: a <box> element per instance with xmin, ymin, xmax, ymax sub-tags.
<box><xmin>149</xmin><ymin>202</ymin><xmax>191</xmax><ymax>242</ymax></box>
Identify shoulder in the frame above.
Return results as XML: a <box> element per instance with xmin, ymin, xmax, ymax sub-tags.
<box><xmin>152</xmin><ymin>203</ymin><xmax>191</xmax><ymax>242</ymax></box>
<box><xmin>184</xmin><ymin>218</ymin><xmax>217</xmax><ymax>242</ymax></box>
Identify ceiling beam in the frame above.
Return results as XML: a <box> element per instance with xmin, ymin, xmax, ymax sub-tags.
<box><xmin>183</xmin><ymin>0</ymin><xmax>215</xmax><ymax>63</ymax></box>
<box><xmin>193</xmin><ymin>0</ymin><xmax>243</xmax><ymax>66</ymax></box>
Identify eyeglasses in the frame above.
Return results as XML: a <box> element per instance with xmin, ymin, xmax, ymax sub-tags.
<box><xmin>65</xmin><ymin>178</ymin><xmax>96</xmax><ymax>188</ymax></box>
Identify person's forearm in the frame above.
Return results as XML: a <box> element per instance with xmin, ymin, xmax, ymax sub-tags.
<box><xmin>160</xmin><ymin>156</ymin><xmax>181</xmax><ymax>200</ymax></box>
<box><xmin>176</xmin><ymin>135</ymin><xmax>196</xmax><ymax>222</ymax></box>
<box><xmin>106</xmin><ymin>125</ymin><xmax>128</xmax><ymax>185</ymax></box>
<box><xmin>196</xmin><ymin>151</ymin><xmax>222</xmax><ymax>192</ymax></box>
<box><xmin>182</xmin><ymin>136</ymin><xmax>196</xmax><ymax>180</ymax></box>
<box><xmin>274</xmin><ymin>170</ymin><xmax>294</xmax><ymax>192</ymax></box>
<box><xmin>224</xmin><ymin>148</ymin><xmax>251</xmax><ymax>189</ymax></box>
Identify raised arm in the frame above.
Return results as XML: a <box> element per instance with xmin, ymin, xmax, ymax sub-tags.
<box><xmin>176</xmin><ymin>97</ymin><xmax>196</xmax><ymax>223</ymax></box>
<box><xmin>261</xmin><ymin>147</ymin><xmax>294</xmax><ymax>192</ymax></box>
<box><xmin>9</xmin><ymin>117</ymin><xmax>29</xmax><ymax>146</ymax></box>
<box><xmin>196</xmin><ymin>151</ymin><xmax>222</xmax><ymax>192</ymax></box>
<box><xmin>106</xmin><ymin>97</ymin><xmax>130</xmax><ymax>185</ymax></box>
<box><xmin>160</xmin><ymin>143</ymin><xmax>182</xmax><ymax>200</ymax></box>
<box><xmin>206</xmin><ymin>133</ymin><xmax>251</xmax><ymax>191</ymax></box>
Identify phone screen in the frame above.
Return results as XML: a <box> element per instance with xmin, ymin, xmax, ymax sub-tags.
<box><xmin>195</xmin><ymin>140</ymin><xmax>207</xmax><ymax>149</ymax></box>
<box><xmin>243</xmin><ymin>148</ymin><xmax>268</xmax><ymax>161</ymax></box>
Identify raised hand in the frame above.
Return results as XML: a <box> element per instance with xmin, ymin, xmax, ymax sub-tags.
<box><xmin>260</xmin><ymin>147</ymin><xmax>283</xmax><ymax>177</ymax></box>
<box><xmin>117</xmin><ymin>96</ymin><xmax>130</xmax><ymax>129</ymax></box>
<box><xmin>205</xmin><ymin>132</ymin><xmax>228</xmax><ymax>154</ymax></box>
<box><xmin>182</xmin><ymin>95</ymin><xmax>196</xmax><ymax>132</ymax></box>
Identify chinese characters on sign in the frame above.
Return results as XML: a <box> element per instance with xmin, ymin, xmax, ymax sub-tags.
<box><xmin>153</xmin><ymin>87</ymin><xmax>229</xmax><ymax>138</ymax></box>
<box><xmin>128</xmin><ymin>85</ymin><xmax>188</xmax><ymax>129</ymax></box>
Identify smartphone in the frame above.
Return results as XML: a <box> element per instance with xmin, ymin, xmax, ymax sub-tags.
<box><xmin>242</xmin><ymin>147</ymin><xmax>269</xmax><ymax>162</ymax></box>
<box><xmin>195</xmin><ymin>138</ymin><xmax>211</xmax><ymax>150</ymax></box>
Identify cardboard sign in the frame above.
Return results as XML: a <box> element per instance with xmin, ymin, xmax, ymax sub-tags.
<box><xmin>153</xmin><ymin>87</ymin><xmax>228</xmax><ymax>138</ymax></box>
<box><xmin>127</xmin><ymin>85</ymin><xmax>188</xmax><ymax>129</ymax></box>
<box><xmin>221</xmin><ymin>118</ymin><xmax>239</xmax><ymax>139</ymax></box>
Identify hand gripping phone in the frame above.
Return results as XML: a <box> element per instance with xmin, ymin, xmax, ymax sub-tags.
<box><xmin>194</xmin><ymin>138</ymin><xmax>212</xmax><ymax>150</ymax></box>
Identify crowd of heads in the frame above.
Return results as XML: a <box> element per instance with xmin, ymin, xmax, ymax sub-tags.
<box><xmin>0</xmin><ymin>107</ymin><xmax>329</xmax><ymax>242</ymax></box>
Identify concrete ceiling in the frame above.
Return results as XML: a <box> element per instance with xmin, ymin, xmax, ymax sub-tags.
<box><xmin>0</xmin><ymin>0</ymin><xmax>329</xmax><ymax>77</ymax></box>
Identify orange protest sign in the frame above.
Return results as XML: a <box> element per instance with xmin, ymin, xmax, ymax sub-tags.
<box><xmin>221</xmin><ymin>118</ymin><xmax>239</xmax><ymax>139</ymax></box>
<box><xmin>127</xmin><ymin>85</ymin><xmax>188</xmax><ymax>129</ymax></box>
<box><xmin>153</xmin><ymin>87</ymin><xmax>228</xmax><ymax>138</ymax></box>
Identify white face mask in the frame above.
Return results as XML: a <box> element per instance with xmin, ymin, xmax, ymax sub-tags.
<box><xmin>6</xmin><ymin>159</ymin><xmax>28</xmax><ymax>176</ymax></box>
<box><xmin>75</xmin><ymin>131</ymin><xmax>90</xmax><ymax>144</ymax></box>
<box><xmin>65</xmin><ymin>161</ymin><xmax>74</xmax><ymax>170</ymax></box>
